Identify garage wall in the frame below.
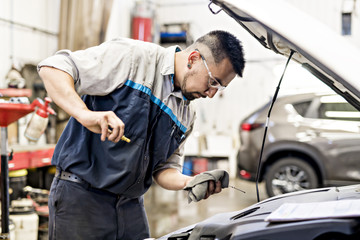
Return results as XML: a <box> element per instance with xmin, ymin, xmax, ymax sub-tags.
<box><xmin>287</xmin><ymin>0</ymin><xmax>360</xmax><ymax>47</ymax></box>
<box><xmin>0</xmin><ymin>0</ymin><xmax>60</xmax><ymax>88</ymax></box>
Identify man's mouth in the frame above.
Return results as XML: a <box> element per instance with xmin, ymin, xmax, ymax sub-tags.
<box><xmin>194</xmin><ymin>93</ymin><xmax>206</xmax><ymax>99</ymax></box>
<box><xmin>184</xmin><ymin>92</ymin><xmax>206</xmax><ymax>101</ymax></box>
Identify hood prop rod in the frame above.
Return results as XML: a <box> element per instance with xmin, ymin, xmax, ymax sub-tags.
<box><xmin>255</xmin><ymin>50</ymin><xmax>295</xmax><ymax>202</ymax></box>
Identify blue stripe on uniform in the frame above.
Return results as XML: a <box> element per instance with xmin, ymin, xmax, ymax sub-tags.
<box><xmin>124</xmin><ymin>80</ymin><xmax>187</xmax><ymax>133</ymax></box>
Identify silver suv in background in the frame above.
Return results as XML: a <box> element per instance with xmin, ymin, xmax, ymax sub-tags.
<box><xmin>237</xmin><ymin>92</ymin><xmax>360</xmax><ymax>197</ymax></box>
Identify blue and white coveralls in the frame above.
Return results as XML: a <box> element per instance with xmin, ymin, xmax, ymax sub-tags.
<box><xmin>38</xmin><ymin>38</ymin><xmax>195</xmax><ymax>239</ymax></box>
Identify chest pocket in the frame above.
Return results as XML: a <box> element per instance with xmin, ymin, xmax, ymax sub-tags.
<box><xmin>120</xmin><ymin>91</ymin><xmax>150</xmax><ymax>141</ymax></box>
<box><xmin>89</xmin><ymin>86</ymin><xmax>151</xmax><ymax>142</ymax></box>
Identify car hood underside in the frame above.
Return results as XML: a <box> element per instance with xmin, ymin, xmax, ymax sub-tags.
<box><xmin>210</xmin><ymin>0</ymin><xmax>360</xmax><ymax>110</ymax></box>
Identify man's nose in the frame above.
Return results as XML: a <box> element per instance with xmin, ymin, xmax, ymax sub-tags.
<box><xmin>205</xmin><ymin>87</ymin><xmax>218</xmax><ymax>98</ymax></box>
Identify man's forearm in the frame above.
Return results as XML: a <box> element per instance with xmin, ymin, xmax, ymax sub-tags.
<box><xmin>154</xmin><ymin>168</ymin><xmax>193</xmax><ymax>190</ymax></box>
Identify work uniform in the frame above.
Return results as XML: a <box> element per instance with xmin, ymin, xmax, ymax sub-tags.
<box><xmin>38</xmin><ymin>38</ymin><xmax>195</xmax><ymax>239</ymax></box>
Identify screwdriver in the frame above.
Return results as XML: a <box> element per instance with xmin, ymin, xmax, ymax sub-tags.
<box><xmin>107</xmin><ymin>128</ymin><xmax>131</xmax><ymax>143</ymax></box>
<box><xmin>120</xmin><ymin>135</ymin><xmax>131</xmax><ymax>143</ymax></box>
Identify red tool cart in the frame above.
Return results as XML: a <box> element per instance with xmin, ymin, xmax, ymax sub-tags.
<box><xmin>0</xmin><ymin>89</ymin><xmax>54</xmax><ymax>239</ymax></box>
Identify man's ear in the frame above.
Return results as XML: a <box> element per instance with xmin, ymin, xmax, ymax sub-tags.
<box><xmin>187</xmin><ymin>51</ymin><xmax>201</xmax><ymax>66</ymax></box>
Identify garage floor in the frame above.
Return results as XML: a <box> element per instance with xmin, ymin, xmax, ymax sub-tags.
<box><xmin>144</xmin><ymin>178</ymin><xmax>268</xmax><ymax>238</ymax></box>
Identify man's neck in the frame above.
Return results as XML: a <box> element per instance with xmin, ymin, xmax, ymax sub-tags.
<box><xmin>173</xmin><ymin>51</ymin><xmax>185</xmax><ymax>90</ymax></box>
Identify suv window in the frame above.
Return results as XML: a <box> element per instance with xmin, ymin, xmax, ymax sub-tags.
<box><xmin>292</xmin><ymin>101</ymin><xmax>312</xmax><ymax>117</ymax></box>
<box><xmin>318</xmin><ymin>102</ymin><xmax>360</xmax><ymax>121</ymax></box>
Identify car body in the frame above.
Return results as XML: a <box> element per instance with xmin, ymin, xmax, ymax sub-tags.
<box><xmin>237</xmin><ymin>92</ymin><xmax>360</xmax><ymax>197</ymax></box>
<box><xmin>159</xmin><ymin>0</ymin><xmax>360</xmax><ymax>239</ymax></box>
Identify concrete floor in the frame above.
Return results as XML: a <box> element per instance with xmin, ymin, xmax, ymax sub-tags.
<box><xmin>144</xmin><ymin>178</ymin><xmax>269</xmax><ymax>238</ymax></box>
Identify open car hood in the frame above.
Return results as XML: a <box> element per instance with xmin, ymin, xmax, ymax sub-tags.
<box><xmin>210</xmin><ymin>0</ymin><xmax>360</xmax><ymax>110</ymax></box>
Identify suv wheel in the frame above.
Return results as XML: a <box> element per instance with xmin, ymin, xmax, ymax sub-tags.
<box><xmin>265</xmin><ymin>157</ymin><xmax>318</xmax><ymax>197</ymax></box>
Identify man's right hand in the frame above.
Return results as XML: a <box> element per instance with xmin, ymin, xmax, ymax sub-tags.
<box><xmin>78</xmin><ymin>110</ymin><xmax>125</xmax><ymax>143</ymax></box>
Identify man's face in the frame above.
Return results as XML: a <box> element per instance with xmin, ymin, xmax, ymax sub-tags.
<box><xmin>180</xmin><ymin>56</ymin><xmax>236</xmax><ymax>101</ymax></box>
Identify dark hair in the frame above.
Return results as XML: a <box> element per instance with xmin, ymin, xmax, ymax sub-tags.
<box><xmin>195</xmin><ymin>30</ymin><xmax>245</xmax><ymax>77</ymax></box>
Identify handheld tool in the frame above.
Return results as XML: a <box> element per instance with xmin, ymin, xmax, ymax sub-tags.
<box><xmin>107</xmin><ymin>128</ymin><xmax>131</xmax><ymax>143</ymax></box>
<box><xmin>121</xmin><ymin>135</ymin><xmax>131</xmax><ymax>143</ymax></box>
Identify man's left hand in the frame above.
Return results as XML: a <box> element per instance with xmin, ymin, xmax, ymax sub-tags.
<box><xmin>184</xmin><ymin>169</ymin><xmax>229</xmax><ymax>203</ymax></box>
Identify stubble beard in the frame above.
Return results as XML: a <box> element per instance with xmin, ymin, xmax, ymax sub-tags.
<box><xmin>181</xmin><ymin>72</ymin><xmax>197</xmax><ymax>101</ymax></box>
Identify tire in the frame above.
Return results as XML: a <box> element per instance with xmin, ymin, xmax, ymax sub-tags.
<box><xmin>265</xmin><ymin>157</ymin><xmax>318</xmax><ymax>197</ymax></box>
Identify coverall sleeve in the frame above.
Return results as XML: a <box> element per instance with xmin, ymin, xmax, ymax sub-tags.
<box><xmin>37</xmin><ymin>38</ymin><xmax>134</xmax><ymax>96</ymax></box>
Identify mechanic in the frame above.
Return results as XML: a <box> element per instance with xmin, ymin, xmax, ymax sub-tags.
<box><xmin>38</xmin><ymin>30</ymin><xmax>245</xmax><ymax>239</ymax></box>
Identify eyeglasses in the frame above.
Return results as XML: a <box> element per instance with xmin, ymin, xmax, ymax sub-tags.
<box><xmin>195</xmin><ymin>49</ymin><xmax>226</xmax><ymax>91</ymax></box>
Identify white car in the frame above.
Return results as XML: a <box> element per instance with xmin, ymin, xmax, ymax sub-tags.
<box><xmin>159</xmin><ymin>0</ymin><xmax>360</xmax><ymax>239</ymax></box>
